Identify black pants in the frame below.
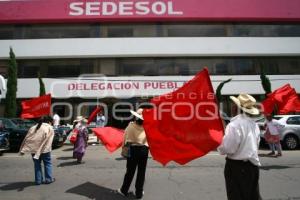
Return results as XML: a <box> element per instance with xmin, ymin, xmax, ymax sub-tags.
<box><xmin>121</xmin><ymin>145</ymin><xmax>149</xmax><ymax>196</ymax></box>
<box><xmin>225</xmin><ymin>158</ymin><xmax>262</xmax><ymax>200</ymax></box>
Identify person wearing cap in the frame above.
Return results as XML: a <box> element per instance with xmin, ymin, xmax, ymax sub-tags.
<box><xmin>218</xmin><ymin>94</ymin><xmax>262</xmax><ymax>200</ymax></box>
<box><xmin>72</xmin><ymin>116</ymin><xmax>89</xmax><ymax>164</ymax></box>
<box><xmin>117</xmin><ymin>108</ymin><xmax>149</xmax><ymax>199</ymax></box>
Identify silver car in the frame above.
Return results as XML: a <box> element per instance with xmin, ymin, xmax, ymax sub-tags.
<box><xmin>256</xmin><ymin>115</ymin><xmax>300</xmax><ymax>150</ymax></box>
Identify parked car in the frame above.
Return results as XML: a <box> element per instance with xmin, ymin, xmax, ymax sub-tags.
<box><xmin>256</xmin><ymin>115</ymin><xmax>300</xmax><ymax>150</ymax></box>
<box><xmin>0</xmin><ymin>117</ymin><xmax>29</xmax><ymax>150</ymax></box>
<box><xmin>11</xmin><ymin>118</ymin><xmax>36</xmax><ymax>129</ymax></box>
<box><xmin>53</xmin><ymin>126</ymin><xmax>72</xmax><ymax>147</ymax></box>
<box><xmin>0</xmin><ymin>117</ymin><xmax>66</xmax><ymax>150</ymax></box>
<box><xmin>0</xmin><ymin>120</ymin><xmax>10</xmax><ymax>155</ymax></box>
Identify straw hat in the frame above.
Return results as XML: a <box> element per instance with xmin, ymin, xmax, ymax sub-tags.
<box><xmin>130</xmin><ymin>108</ymin><xmax>144</xmax><ymax>120</ymax></box>
<box><xmin>73</xmin><ymin>116</ymin><xmax>88</xmax><ymax>123</ymax></box>
<box><xmin>230</xmin><ymin>94</ymin><xmax>259</xmax><ymax>115</ymax></box>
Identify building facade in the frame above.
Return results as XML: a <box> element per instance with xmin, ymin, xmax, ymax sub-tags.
<box><xmin>0</xmin><ymin>0</ymin><xmax>300</xmax><ymax>125</ymax></box>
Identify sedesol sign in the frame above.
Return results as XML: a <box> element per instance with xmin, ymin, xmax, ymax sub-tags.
<box><xmin>0</xmin><ymin>0</ymin><xmax>300</xmax><ymax>24</ymax></box>
<box><xmin>69</xmin><ymin>1</ymin><xmax>183</xmax><ymax>16</ymax></box>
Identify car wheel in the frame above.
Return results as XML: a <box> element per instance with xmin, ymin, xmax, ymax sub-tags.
<box><xmin>283</xmin><ymin>134</ymin><xmax>299</xmax><ymax>150</ymax></box>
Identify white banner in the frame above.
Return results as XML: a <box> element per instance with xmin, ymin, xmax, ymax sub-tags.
<box><xmin>8</xmin><ymin>75</ymin><xmax>300</xmax><ymax>99</ymax></box>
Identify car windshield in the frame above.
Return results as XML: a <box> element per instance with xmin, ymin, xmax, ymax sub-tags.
<box><xmin>11</xmin><ymin>119</ymin><xmax>36</xmax><ymax>129</ymax></box>
<box><xmin>273</xmin><ymin>116</ymin><xmax>283</xmax><ymax>120</ymax></box>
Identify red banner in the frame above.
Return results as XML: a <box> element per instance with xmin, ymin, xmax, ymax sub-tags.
<box><xmin>0</xmin><ymin>0</ymin><xmax>300</xmax><ymax>24</ymax></box>
<box><xmin>92</xmin><ymin>127</ymin><xmax>124</xmax><ymax>153</ymax></box>
<box><xmin>262</xmin><ymin>84</ymin><xmax>300</xmax><ymax>114</ymax></box>
<box><xmin>21</xmin><ymin>94</ymin><xmax>51</xmax><ymax>119</ymax></box>
<box><xmin>143</xmin><ymin>68</ymin><xmax>224</xmax><ymax>165</ymax></box>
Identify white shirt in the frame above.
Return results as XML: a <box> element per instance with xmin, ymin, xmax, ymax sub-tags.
<box><xmin>218</xmin><ymin>114</ymin><xmax>261</xmax><ymax>166</ymax></box>
<box><xmin>266</xmin><ymin>120</ymin><xmax>283</xmax><ymax>136</ymax></box>
<box><xmin>53</xmin><ymin>114</ymin><xmax>60</xmax><ymax>127</ymax></box>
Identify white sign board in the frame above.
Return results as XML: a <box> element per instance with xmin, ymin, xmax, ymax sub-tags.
<box><xmin>14</xmin><ymin>75</ymin><xmax>300</xmax><ymax>99</ymax></box>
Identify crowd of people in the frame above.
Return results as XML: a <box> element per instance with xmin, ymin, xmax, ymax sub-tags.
<box><xmin>18</xmin><ymin>93</ymin><xmax>287</xmax><ymax>200</ymax></box>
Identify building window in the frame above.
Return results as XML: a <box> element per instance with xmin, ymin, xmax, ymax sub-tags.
<box><xmin>1</xmin><ymin>23</ymin><xmax>300</xmax><ymax>39</ymax></box>
<box><xmin>0</xmin><ymin>26</ymin><xmax>14</xmax><ymax>39</ymax></box>
<box><xmin>24</xmin><ymin>24</ymin><xmax>93</xmax><ymax>39</ymax></box>
<box><xmin>107</xmin><ymin>26</ymin><xmax>133</xmax><ymax>37</ymax></box>
<box><xmin>13</xmin><ymin>57</ymin><xmax>300</xmax><ymax>78</ymax></box>
<box><xmin>166</xmin><ymin>24</ymin><xmax>227</xmax><ymax>37</ymax></box>
<box><xmin>119</xmin><ymin>59</ymin><xmax>157</xmax><ymax>75</ymax></box>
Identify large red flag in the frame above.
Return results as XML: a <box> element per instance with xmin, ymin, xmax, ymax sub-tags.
<box><xmin>87</xmin><ymin>106</ymin><xmax>102</xmax><ymax>125</ymax></box>
<box><xmin>92</xmin><ymin>127</ymin><xmax>124</xmax><ymax>153</ymax></box>
<box><xmin>262</xmin><ymin>84</ymin><xmax>300</xmax><ymax>114</ymax></box>
<box><xmin>21</xmin><ymin>94</ymin><xmax>51</xmax><ymax>119</ymax></box>
<box><xmin>278</xmin><ymin>88</ymin><xmax>300</xmax><ymax>114</ymax></box>
<box><xmin>143</xmin><ymin>68</ymin><xmax>224</xmax><ymax>166</ymax></box>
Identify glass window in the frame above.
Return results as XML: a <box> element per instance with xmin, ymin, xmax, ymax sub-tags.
<box><xmin>119</xmin><ymin>59</ymin><xmax>157</xmax><ymax>75</ymax></box>
<box><xmin>24</xmin><ymin>24</ymin><xmax>93</xmax><ymax>39</ymax></box>
<box><xmin>277</xmin><ymin>25</ymin><xmax>300</xmax><ymax>37</ymax></box>
<box><xmin>1</xmin><ymin>119</ymin><xmax>16</xmax><ymax>129</ymax></box>
<box><xmin>215</xmin><ymin>62</ymin><xmax>230</xmax><ymax>74</ymax></box>
<box><xmin>166</xmin><ymin>24</ymin><xmax>227</xmax><ymax>37</ymax></box>
<box><xmin>14</xmin><ymin>57</ymin><xmax>300</xmax><ymax>78</ymax></box>
<box><xmin>18</xmin><ymin>60</ymin><xmax>41</xmax><ymax>78</ymax></box>
<box><xmin>46</xmin><ymin>60</ymin><xmax>81</xmax><ymax>78</ymax></box>
<box><xmin>2</xmin><ymin>23</ymin><xmax>300</xmax><ymax>39</ymax></box>
<box><xmin>233</xmin><ymin>59</ymin><xmax>255</xmax><ymax>75</ymax></box>
<box><xmin>0</xmin><ymin>61</ymin><xmax>8</xmax><ymax>77</ymax></box>
<box><xmin>277</xmin><ymin>58</ymin><xmax>300</xmax><ymax>74</ymax></box>
<box><xmin>287</xmin><ymin>117</ymin><xmax>300</xmax><ymax>125</ymax></box>
<box><xmin>0</xmin><ymin>26</ymin><xmax>14</xmax><ymax>39</ymax></box>
<box><xmin>157</xmin><ymin>59</ymin><xmax>175</xmax><ymax>75</ymax></box>
<box><xmin>107</xmin><ymin>26</ymin><xmax>133</xmax><ymax>37</ymax></box>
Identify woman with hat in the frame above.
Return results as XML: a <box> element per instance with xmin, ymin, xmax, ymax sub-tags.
<box><xmin>117</xmin><ymin>108</ymin><xmax>149</xmax><ymax>199</ymax></box>
<box><xmin>72</xmin><ymin>116</ymin><xmax>89</xmax><ymax>164</ymax></box>
<box><xmin>218</xmin><ymin>94</ymin><xmax>262</xmax><ymax>200</ymax></box>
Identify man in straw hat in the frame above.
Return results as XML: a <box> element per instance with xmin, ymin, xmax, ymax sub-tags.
<box><xmin>117</xmin><ymin>108</ymin><xmax>149</xmax><ymax>199</ymax></box>
<box><xmin>218</xmin><ymin>94</ymin><xmax>262</xmax><ymax>200</ymax></box>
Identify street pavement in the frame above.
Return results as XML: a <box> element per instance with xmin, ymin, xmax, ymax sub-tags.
<box><xmin>0</xmin><ymin>145</ymin><xmax>300</xmax><ymax>200</ymax></box>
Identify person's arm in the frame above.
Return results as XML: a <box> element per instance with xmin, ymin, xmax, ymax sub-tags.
<box><xmin>255</xmin><ymin>124</ymin><xmax>261</xmax><ymax>147</ymax></box>
<box><xmin>218</xmin><ymin>124</ymin><xmax>241</xmax><ymax>155</ymax></box>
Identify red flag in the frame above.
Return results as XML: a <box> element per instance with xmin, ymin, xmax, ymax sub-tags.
<box><xmin>262</xmin><ymin>97</ymin><xmax>276</xmax><ymax>114</ymax></box>
<box><xmin>21</xmin><ymin>94</ymin><xmax>51</xmax><ymax>119</ymax></box>
<box><xmin>87</xmin><ymin>106</ymin><xmax>102</xmax><ymax>125</ymax></box>
<box><xmin>92</xmin><ymin>127</ymin><xmax>124</xmax><ymax>153</ymax></box>
<box><xmin>143</xmin><ymin>68</ymin><xmax>224</xmax><ymax>166</ymax></box>
<box><xmin>278</xmin><ymin>90</ymin><xmax>300</xmax><ymax>114</ymax></box>
<box><xmin>262</xmin><ymin>84</ymin><xmax>300</xmax><ymax>114</ymax></box>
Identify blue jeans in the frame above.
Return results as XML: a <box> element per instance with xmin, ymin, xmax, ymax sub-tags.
<box><xmin>32</xmin><ymin>152</ymin><xmax>53</xmax><ymax>185</ymax></box>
